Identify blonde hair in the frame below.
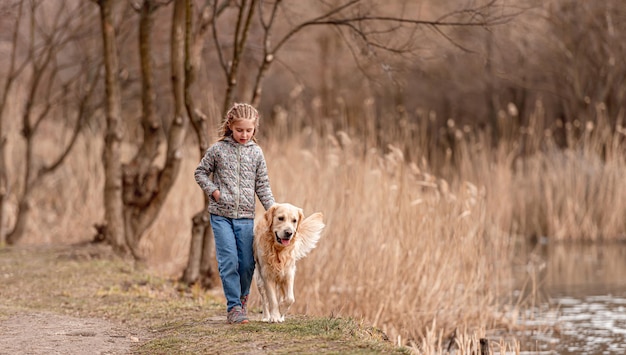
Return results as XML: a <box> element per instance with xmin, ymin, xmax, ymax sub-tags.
<box><xmin>218</xmin><ymin>103</ymin><xmax>260</xmax><ymax>141</ymax></box>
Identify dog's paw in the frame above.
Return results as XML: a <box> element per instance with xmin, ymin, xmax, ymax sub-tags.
<box><xmin>268</xmin><ymin>313</ymin><xmax>283</xmax><ymax>323</ymax></box>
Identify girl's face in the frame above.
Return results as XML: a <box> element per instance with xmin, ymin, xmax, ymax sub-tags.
<box><xmin>229</xmin><ymin>119</ymin><xmax>255</xmax><ymax>144</ymax></box>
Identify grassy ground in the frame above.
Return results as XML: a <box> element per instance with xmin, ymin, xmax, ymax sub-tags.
<box><xmin>0</xmin><ymin>244</ymin><xmax>408</xmax><ymax>354</ymax></box>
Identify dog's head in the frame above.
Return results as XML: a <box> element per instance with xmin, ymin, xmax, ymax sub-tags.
<box><xmin>265</xmin><ymin>203</ymin><xmax>304</xmax><ymax>247</ymax></box>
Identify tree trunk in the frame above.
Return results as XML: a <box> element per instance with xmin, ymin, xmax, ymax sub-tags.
<box><xmin>0</xmin><ymin>0</ymin><xmax>25</xmax><ymax>245</ymax></box>
<box><xmin>5</xmin><ymin>127</ymin><xmax>34</xmax><ymax>244</ymax></box>
<box><xmin>7</xmin><ymin>1</ymin><xmax>49</xmax><ymax>245</ymax></box>
<box><xmin>183</xmin><ymin>210</ymin><xmax>217</xmax><ymax>286</ymax></box>
<box><xmin>121</xmin><ymin>0</ymin><xmax>189</xmax><ymax>259</ymax></box>
<box><xmin>122</xmin><ymin>0</ymin><xmax>163</xmax><ymax>259</ymax></box>
<box><xmin>0</xmin><ymin>137</ymin><xmax>5</xmax><ymax>245</ymax></box>
<box><xmin>99</xmin><ymin>0</ymin><xmax>128</xmax><ymax>255</ymax></box>
<box><xmin>181</xmin><ymin>0</ymin><xmax>219</xmax><ymax>288</ymax></box>
<box><xmin>199</xmin><ymin>220</ymin><xmax>218</xmax><ymax>286</ymax></box>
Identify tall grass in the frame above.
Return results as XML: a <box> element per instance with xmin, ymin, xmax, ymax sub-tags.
<box><xmin>258</xmin><ymin>131</ymin><xmax>516</xmax><ymax>349</ymax></box>
<box><xmin>493</xmin><ymin>103</ymin><xmax>626</xmax><ymax>241</ymax></box>
<box><xmin>6</xmin><ymin>98</ymin><xmax>626</xmax><ymax>352</ymax></box>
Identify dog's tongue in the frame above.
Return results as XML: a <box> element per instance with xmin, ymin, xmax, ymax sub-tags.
<box><xmin>281</xmin><ymin>239</ymin><xmax>291</xmax><ymax>246</ymax></box>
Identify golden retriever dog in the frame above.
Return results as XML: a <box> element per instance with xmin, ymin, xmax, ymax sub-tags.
<box><xmin>253</xmin><ymin>203</ymin><xmax>325</xmax><ymax>323</ymax></box>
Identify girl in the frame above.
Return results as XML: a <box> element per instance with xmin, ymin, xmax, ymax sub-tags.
<box><xmin>194</xmin><ymin>103</ymin><xmax>275</xmax><ymax>324</ymax></box>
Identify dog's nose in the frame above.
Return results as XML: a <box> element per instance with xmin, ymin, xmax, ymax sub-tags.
<box><xmin>283</xmin><ymin>231</ymin><xmax>293</xmax><ymax>239</ymax></box>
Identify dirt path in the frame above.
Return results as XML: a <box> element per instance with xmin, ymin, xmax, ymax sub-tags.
<box><xmin>0</xmin><ymin>312</ymin><xmax>140</xmax><ymax>355</ymax></box>
<box><xmin>0</xmin><ymin>245</ymin><xmax>403</xmax><ymax>355</ymax></box>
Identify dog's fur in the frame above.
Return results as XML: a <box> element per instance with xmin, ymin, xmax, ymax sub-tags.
<box><xmin>253</xmin><ymin>203</ymin><xmax>325</xmax><ymax>323</ymax></box>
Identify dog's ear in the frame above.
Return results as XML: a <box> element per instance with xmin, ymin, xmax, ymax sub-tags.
<box><xmin>264</xmin><ymin>204</ymin><xmax>277</xmax><ymax>227</ymax></box>
<box><xmin>293</xmin><ymin>212</ymin><xmax>325</xmax><ymax>260</ymax></box>
<box><xmin>296</xmin><ymin>208</ymin><xmax>305</xmax><ymax>231</ymax></box>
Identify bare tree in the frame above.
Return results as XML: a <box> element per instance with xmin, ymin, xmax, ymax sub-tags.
<box><xmin>97</xmin><ymin>0</ymin><xmax>127</xmax><ymax>254</ymax></box>
<box><xmin>119</xmin><ymin>0</ymin><xmax>175</xmax><ymax>259</ymax></box>
<box><xmin>94</xmin><ymin>0</ymin><xmax>198</xmax><ymax>259</ymax></box>
<box><xmin>2</xmin><ymin>1</ymin><xmax>101</xmax><ymax>245</ymax></box>
<box><xmin>182</xmin><ymin>0</ymin><xmax>228</xmax><ymax>287</ymax></box>
<box><xmin>0</xmin><ymin>1</ymin><xmax>27</xmax><ymax>245</ymax></box>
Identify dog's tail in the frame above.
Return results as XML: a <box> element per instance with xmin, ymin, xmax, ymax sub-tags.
<box><xmin>294</xmin><ymin>212</ymin><xmax>325</xmax><ymax>260</ymax></box>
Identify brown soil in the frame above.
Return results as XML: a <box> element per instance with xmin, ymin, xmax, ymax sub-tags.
<box><xmin>0</xmin><ymin>312</ymin><xmax>138</xmax><ymax>355</ymax></box>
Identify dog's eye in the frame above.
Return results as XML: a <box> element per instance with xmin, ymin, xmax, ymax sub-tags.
<box><xmin>292</xmin><ymin>219</ymin><xmax>297</xmax><ymax>224</ymax></box>
<box><xmin>278</xmin><ymin>216</ymin><xmax>284</xmax><ymax>221</ymax></box>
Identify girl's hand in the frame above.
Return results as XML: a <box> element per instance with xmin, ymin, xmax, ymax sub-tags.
<box><xmin>212</xmin><ymin>190</ymin><xmax>221</xmax><ymax>201</ymax></box>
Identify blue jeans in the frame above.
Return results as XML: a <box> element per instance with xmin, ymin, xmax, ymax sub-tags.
<box><xmin>210</xmin><ymin>214</ymin><xmax>255</xmax><ymax>312</ymax></box>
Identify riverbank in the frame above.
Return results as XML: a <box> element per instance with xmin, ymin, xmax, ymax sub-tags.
<box><xmin>0</xmin><ymin>244</ymin><xmax>406</xmax><ymax>354</ymax></box>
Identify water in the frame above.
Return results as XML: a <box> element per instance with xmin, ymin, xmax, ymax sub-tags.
<box><xmin>516</xmin><ymin>241</ymin><xmax>626</xmax><ymax>354</ymax></box>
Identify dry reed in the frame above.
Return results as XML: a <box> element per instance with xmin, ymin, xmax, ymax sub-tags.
<box><xmin>254</xmin><ymin>131</ymin><xmax>517</xmax><ymax>351</ymax></box>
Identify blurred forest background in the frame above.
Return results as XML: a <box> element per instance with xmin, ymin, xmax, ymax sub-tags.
<box><xmin>1</xmin><ymin>0</ymin><xmax>625</xmax><ymax>350</ymax></box>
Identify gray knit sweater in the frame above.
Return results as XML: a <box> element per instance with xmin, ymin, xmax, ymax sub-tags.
<box><xmin>194</xmin><ymin>136</ymin><xmax>275</xmax><ymax>219</ymax></box>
